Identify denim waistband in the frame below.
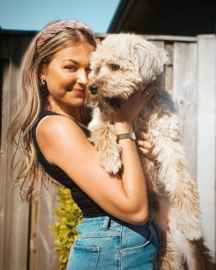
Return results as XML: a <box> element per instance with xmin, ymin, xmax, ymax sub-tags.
<box><xmin>80</xmin><ymin>214</ymin><xmax>154</xmax><ymax>231</ymax></box>
<box><xmin>81</xmin><ymin>216</ymin><xmax>125</xmax><ymax>227</ymax></box>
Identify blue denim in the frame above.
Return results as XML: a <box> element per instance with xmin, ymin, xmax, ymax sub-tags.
<box><xmin>66</xmin><ymin>216</ymin><xmax>160</xmax><ymax>270</ymax></box>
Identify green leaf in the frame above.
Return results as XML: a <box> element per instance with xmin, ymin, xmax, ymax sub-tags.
<box><xmin>49</xmin><ymin>188</ymin><xmax>82</xmax><ymax>270</ymax></box>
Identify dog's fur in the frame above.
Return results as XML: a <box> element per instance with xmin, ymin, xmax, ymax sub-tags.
<box><xmin>87</xmin><ymin>34</ymin><xmax>215</xmax><ymax>270</ymax></box>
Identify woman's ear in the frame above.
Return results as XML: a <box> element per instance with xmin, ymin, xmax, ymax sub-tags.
<box><xmin>38</xmin><ymin>63</ymin><xmax>47</xmax><ymax>81</ymax></box>
<box><xmin>133</xmin><ymin>38</ymin><xmax>169</xmax><ymax>82</ymax></box>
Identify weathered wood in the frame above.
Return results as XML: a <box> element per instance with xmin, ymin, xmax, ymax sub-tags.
<box><xmin>172</xmin><ymin>42</ymin><xmax>197</xmax><ymax>179</ymax></box>
<box><xmin>0</xmin><ymin>37</ymin><xmax>30</xmax><ymax>270</ymax></box>
<box><xmin>35</xmin><ymin>189</ymin><xmax>60</xmax><ymax>270</ymax></box>
<box><xmin>150</xmin><ymin>41</ymin><xmax>164</xmax><ymax>49</ymax></box>
<box><xmin>197</xmin><ymin>34</ymin><xmax>216</xmax><ymax>257</ymax></box>
<box><xmin>165</xmin><ymin>44</ymin><xmax>174</xmax><ymax>65</ymax></box>
<box><xmin>95</xmin><ymin>33</ymin><xmax>197</xmax><ymax>42</ymax></box>
<box><xmin>29</xmin><ymin>199</ymin><xmax>38</xmax><ymax>270</ymax></box>
<box><xmin>165</xmin><ymin>66</ymin><xmax>173</xmax><ymax>95</ymax></box>
<box><xmin>165</xmin><ymin>44</ymin><xmax>174</xmax><ymax>96</ymax></box>
<box><xmin>0</xmin><ymin>59</ymin><xmax>10</xmax><ymax>270</ymax></box>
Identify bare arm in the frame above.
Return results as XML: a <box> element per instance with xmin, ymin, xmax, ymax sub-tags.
<box><xmin>37</xmin><ymin>84</ymin><xmax>155</xmax><ymax>225</ymax></box>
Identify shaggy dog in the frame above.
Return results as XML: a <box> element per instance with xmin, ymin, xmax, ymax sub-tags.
<box><xmin>87</xmin><ymin>34</ymin><xmax>215</xmax><ymax>270</ymax></box>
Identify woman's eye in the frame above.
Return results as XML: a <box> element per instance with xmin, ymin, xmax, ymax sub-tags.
<box><xmin>86</xmin><ymin>68</ymin><xmax>92</xmax><ymax>72</ymax></box>
<box><xmin>111</xmin><ymin>64</ymin><xmax>120</xmax><ymax>71</ymax></box>
<box><xmin>65</xmin><ymin>66</ymin><xmax>76</xmax><ymax>70</ymax></box>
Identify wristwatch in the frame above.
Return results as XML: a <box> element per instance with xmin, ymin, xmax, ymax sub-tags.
<box><xmin>117</xmin><ymin>132</ymin><xmax>136</xmax><ymax>142</ymax></box>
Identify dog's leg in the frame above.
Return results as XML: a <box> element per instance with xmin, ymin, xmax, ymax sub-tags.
<box><xmin>157</xmin><ymin>230</ymin><xmax>184</xmax><ymax>270</ymax></box>
<box><xmin>153</xmin><ymin>198</ymin><xmax>186</xmax><ymax>270</ymax></box>
<box><xmin>88</xmin><ymin>108</ymin><xmax>122</xmax><ymax>173</ymax></box>
<box><xmin>141</xmin><ymin>102</ymin><xmax>214</xmax><ymax>269</ymax></box>
<box><xmin>90</xmin><ymin>122</ymin><xmax>122</xmax><ymax>174</ymax></box>
<box><xmin>157</xmin><ymin>148</ymin><xmax>202</xmax><ymax>241</ymax></box>
<box><xmin>148</xmin><ymin>112</ymin><xmax>202</xmax><ymax>241</ymax></box>
<box><xmin>184</xmin><ymin>238</ymin><xmax>215</xmax><ymax>270</ymax></box>
<box><xmin>167</xmin><ymin>214</ymin><xmax>215</xmax><ymax>270</ymax></box>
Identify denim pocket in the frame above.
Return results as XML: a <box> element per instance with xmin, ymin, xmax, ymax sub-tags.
<box><xmin>121</xmin><ymin>226</ymin><xmax>157</xmax><ymax>270</ymax></box>
<box><xmin>121</xmin><ymin>244</ymin><xmax>156</xmax><ymax>270</ymax></box>
<box><xmin>66</xmin><ymin>243</ymin><xmax>99</xmax><ymax>270</ymax></box>
<box><xmin>122</xmin><ymin>226</ymin><xmax>153</xmax><ymax>253</ymax></box>
<box><xmin>68</xmin><ymin>232</ymin><xmax>120</xmax><ymax>270</ymax></box>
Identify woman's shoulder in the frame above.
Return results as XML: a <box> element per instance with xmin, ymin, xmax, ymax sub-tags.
<box><xmin>36</xmin><ymin>110</ymin><xmax>89</xmax><ymax>136</ymax></box>
<box><xmin>37</xmin><ymin>113</ymin><xmax>85</xmax><ymax>140</ymax></box>
<box><xmin>36</xmin><ymin>113</ymin><xmax>91</xmax><ymax>165</ymax></box>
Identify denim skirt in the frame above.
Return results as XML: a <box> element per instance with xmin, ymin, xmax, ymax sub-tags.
<box><xmin>66</xmin><ymin>215</ymin><xmax>160</xmax><ymax>270</ymax></box>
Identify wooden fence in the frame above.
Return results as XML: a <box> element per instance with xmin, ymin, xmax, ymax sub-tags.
<box><xmin>0</xmin><ymin>31</ymin><xmax>215</xmax><ymax>270</ymax></box>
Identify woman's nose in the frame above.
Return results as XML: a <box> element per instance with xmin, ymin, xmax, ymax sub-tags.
<box><xmin>77</xmin><ymin>69</ymin><xmax>89</xmax><ymax>85</ymax></box>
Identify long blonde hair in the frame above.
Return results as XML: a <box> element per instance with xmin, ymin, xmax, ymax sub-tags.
<box><xmin>7</xmin><ymin>21</ymin><xmax>96</xmax><ymax>201</ymax></box>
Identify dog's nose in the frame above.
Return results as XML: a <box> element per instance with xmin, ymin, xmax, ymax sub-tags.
<box><xmin>89</xmin><ymin>84</ymin><xmax>99</xmax><ymax>95</ymax></box>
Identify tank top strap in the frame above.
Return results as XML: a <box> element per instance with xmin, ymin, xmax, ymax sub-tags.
<box><xmin>34</xmin><ymin>110</ymin><xmax>91</xmax><ymax>138</ymax></box>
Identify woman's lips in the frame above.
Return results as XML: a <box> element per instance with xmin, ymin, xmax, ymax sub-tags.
<box><xmin>69</xmin><ymin>89</ymin><xmax>85</xmax><ymax>94</ymax></box>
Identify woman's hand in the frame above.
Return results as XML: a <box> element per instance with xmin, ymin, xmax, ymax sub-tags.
<box><xmin>136</xmin><ymin>130</ymin><xmax>155</xmax><ymax>160</ymax></box>
<box><xmin>114</xmin><ymin>83</ymin><xmax>155</xmax><ymax>125</ymax></box>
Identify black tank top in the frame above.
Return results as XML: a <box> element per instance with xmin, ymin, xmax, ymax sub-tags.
<box><xmin>32</xmin><ymin>110</ymin><xmax>108</xmax><ymax>217</ymax></box>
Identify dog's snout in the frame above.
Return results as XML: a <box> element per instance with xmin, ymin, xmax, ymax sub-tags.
<box><xmin>89</xmin><ymin>84</ymin><xmax>99</xmax><ymax>95</ymax></box>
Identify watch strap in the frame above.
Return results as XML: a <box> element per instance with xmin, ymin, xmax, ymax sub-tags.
<box><xmin>117</xmin><ymin>132</ymin><xmax>136</xmax><ymax>142</ymax></box>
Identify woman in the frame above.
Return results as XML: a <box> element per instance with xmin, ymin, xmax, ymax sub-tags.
<box><xmin>7</xmin><ymin>20</ymin><xmax>159</xmax><ymax>269</ymax></box>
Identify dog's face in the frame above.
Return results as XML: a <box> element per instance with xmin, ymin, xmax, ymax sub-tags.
<box><xmin>88</xmin><ymin>34</ymin><xmax>169</xmax><ymax>112</ymax></box>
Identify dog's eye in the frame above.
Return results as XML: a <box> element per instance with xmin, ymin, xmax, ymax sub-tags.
<box><xmin>111</xmin><ymin>64</ymin><xmax>120</xmax><ymax>71</ymax></box>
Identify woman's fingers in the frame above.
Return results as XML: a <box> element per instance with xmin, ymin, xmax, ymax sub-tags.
<box><xmin>114</xmin><ymin>83</ymin><xmax>155</xmax><ymax>124</ymax></box>
<box><xmin>135</xmin><ymin>130</ymin><xmax>155</xmax><ymax>160</ymax></box>
<box><xmin>137</xmin><ymin>147</ymin><xmax>155</xmax><ymax>160</ymax></box>
<box><xmin>142</xmin><ymin>83</ymin><xmax>156</xmax><ymax>102</ymax></box>
<box><xmin>136</xmin><ymin>139</ymin><xmax>153</xmax><ymax>150</ymax></box>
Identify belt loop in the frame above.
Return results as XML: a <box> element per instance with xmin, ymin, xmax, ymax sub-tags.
<box><xmin>103</xmin><ymin>216</ymin><xmax>111</xmax><ymax>230</ymax></box>
<box><xmin>77</xmin><ymin>214</ymin><xmax>83</xmax><ymax>226</ymax></box>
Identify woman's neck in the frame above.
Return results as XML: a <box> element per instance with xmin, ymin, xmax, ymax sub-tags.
<box><xmin>45</xmin><ymin>101</ymin><xmax>83</xmax><ymax>124</ymax></box>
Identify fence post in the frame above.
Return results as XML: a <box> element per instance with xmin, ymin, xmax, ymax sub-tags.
<box><xmin>197</xmin><ymin>34</ymin><xmax>216</xmax><ymax>258</ymax></box>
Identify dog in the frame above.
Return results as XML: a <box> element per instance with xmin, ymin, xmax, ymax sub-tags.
<box><xmin>87</xmin><ymin>33</ymin><xmax>215</xmax><ymax>270</ymax></box>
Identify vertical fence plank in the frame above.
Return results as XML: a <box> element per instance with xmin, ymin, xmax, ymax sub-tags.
<box><xmin>0</xmin><ymin>37</ymin><xmax>30</xmax><ymax>270</ymax></box>
<box><xmin>165</xmin><ymin>66</ymin><xmax>173</xmax><ymax>95</ymax></box>
<box><xmin>35</xmin><ymin>189</ymin><xmax>60</xmax><ymax>270</ymax></box>
<box><xmin>172</xmin><ymin>42</ymin><xmax>198</xmax><ymax>179</ymax></box>
<box><xmin>165</xmin><ymin>44</ymin><xmax>173</xmax><ymax>95</ymax></box>
<box><xmin>0</xmin><ymin>59</ymin><xmax>10</xmax><ymax>270</ymax></box>
<box><xmin>29</xmin><ymin>199</ymin><xmax>38</xmax><ymax>270</ymax></box>
<box><xmin>197</xmin><ymin>35</ymin><xmax>216</xmax><ymax>257</ymax></box>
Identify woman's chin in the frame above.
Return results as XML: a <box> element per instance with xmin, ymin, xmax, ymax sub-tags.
<box><xmin>70</xmin><ymin>97</ymin><xmax>86</xmax><ymax>107</ymax></box>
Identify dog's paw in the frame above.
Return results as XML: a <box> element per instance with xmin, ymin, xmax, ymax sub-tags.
<box><xmin>100</xmin><ymin>151</ymin><xmax>122</xmax><ymax>174</ymax></box>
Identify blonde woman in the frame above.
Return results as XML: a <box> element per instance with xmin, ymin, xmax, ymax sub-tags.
<box><xmin>7</xmin><ymin>20</ymin><xmax>159</xmax><ymax>269</ymax></box>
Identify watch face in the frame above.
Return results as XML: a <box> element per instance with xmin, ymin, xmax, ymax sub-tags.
<box><xmin>117</xmin><ymin>132</ymin><xmax>136</xmax><ymax>141</ymax></box>
<box><xmin>131</xmin><ymin>132</ymin><xmax>136</xmax><ymax>140</ymax></box>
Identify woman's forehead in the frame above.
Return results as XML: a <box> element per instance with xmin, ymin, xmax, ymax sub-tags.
<box><xmin>51</xmin><ymin>43</ymin><xmax>95</xmax><ymax>63</ymax></box>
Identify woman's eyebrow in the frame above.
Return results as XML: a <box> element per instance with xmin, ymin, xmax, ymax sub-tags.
<box><xmin>63</xmin><ymin>59</ymin><xmax>79</xmax><ymax>64</ymax></box>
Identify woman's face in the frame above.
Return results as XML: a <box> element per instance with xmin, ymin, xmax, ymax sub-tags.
<box><xmin>43</xmin><ymin>42</ymin><xmax>95</xmax><ymax>109</ymax></box>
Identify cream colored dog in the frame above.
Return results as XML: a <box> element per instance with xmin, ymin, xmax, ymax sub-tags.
<box><xmin>87</xmin><ymin>34</ymin><xmax>215</xmax><ymax>270</ymax></box>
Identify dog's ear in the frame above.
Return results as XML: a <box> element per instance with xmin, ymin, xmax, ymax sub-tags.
<box><xmin>133</xmin><ymin>38</ymin><xmax>169</xmax><ymax>82</ymax></box>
